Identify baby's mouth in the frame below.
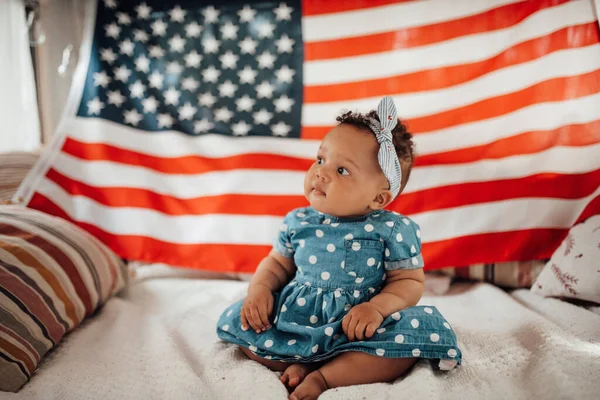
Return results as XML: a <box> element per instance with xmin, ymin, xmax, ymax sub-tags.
<box><xmin>312</xmin><ymin>186</ymin><xmax>326</xmax><ymax>197</ymax></box>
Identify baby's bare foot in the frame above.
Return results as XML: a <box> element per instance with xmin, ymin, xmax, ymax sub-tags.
<box><xmin>289</xmin><ymin>370</ymin><xmax>328</xmax><ymax>400</ymax></box>
<box><xmin>280</xmin><ymin>364</ymin><xmax>315</xmax><ymax>390</ymax></box>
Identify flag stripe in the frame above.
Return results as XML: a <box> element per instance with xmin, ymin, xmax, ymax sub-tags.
<box><xmin>304</xmin><ymin>23</ymin><xmax>599</xmax><ymax>103</ymax></box>
<box><xmin>303</xmin><ymin>46</ymin><xmax>600</xmax><ymax>125</ymax></box>
<box><xmin>302</xmin><ymin>0</ymin><xmax>519</xmax><ymax>41</ymax></box>
<box><xmin>305</xmin><ymin>0</ymin><xmax>569</xmax><ymax>61</ymax></box>
<box><xmin>416</xmin><ymin>120</ymin><xmax>600</xmax><ymax>167</ymax></box>
<box><xmin>34</xmin><ymin>176</ymin><xmax>600</xmax><ymax>244</ymax></box>
<box><xmin>303</xmin><ymin>1</ymin><xmax>594</xmax><ymax>85</ymax></box>
<box><xmin>302</xmin><ymin>0</ymin><xmax>415</xmax><ymax>17</ymax></box>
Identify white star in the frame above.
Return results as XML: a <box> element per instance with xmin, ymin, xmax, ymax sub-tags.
<box><xmin>100</xmin><ymin>48</ymin><xmax>117</xmax><ymax>64</ymax></box>
<box><xmin>133</xmin><ymin>29</ymin><xmax>149</xmax><ymax>43</ymax></box>
<box><xmin>141</xmin><ymin>96</ymin><xmax>159</xmax><ymax>113</ymax></box>
<box><xmin>202</xmin><ymin>66</ymin><xmax>220</xmax><ymax>83</ymax></box>
<box><xmin>198</xmin><ymin>92</ymin><xmax>216</xmax><ymax>107</ymax></box>
<box><xmin>117</xmin><ymin>12</ymin><xmax>131</xmax><ymax>25</ymax></box>
<box><xmin>203</xmin><ymin>6</ymin><xmax>219</xmax><ymax>23</ymax></box>
<box><xmin>276</xmin><ymin>34</ymin><xmax>294</xmax><ymax>53</ymax></box>
<box><xmin>257</xmin><ymin>22</ymin><xmax>275</xmax><ymax>38</ymax></box>
<box><xmin>136</xmin><ymin>3</ymin><xmax>152</xmax><ymax>20</ymax></box>
<box><xmin>214</xmin><ymin>107</ymin><xmax>233</xmax><ymax>122</ymax></box>
<box><xmin>178</xmin><ymin>102</ymin><xmax>197</xmax><ymax>120</ymax></box>
<box><xmin>93</xmin><ymin>71</ymin><xmax>110</xmax><ymax>88</ymax></box>
<box><xmin>256</xmin><ymin>81</ymin><xmax>275</xmax><ymax>98</ymax></box>
<box><xmin>148</xmin><ymin>45</ymin><xmax>165</xmax><ymax>58</ymax></box>
<box><xmin>164</xmin><ymin>87</ymin><xmax>181</xmax><ymax>105</ymax></box>
<box><xmin>272</xmin><ymin>121</ymin><xmax>291</xmax><ymax>137</ymax></box>
<box><xmin>218</xmin><ymin>80</ymin><xmax>238</xmax><ymax>98</ymax></box>
<box><xmin>257</xmin><ymin>51</ymin><xmax>276</xmax><ymax>69</ymax></box>
<box><xmin>151</xmin><ymin>20</ymin><xmax>168</xmax><ymax>36</ymax></box>
<box><xmin>157</xmin><ymin>113</ymin><xmax>174</xmax><ymax>128</ymax></box>
<box><xmin>135</xmin><ymin>55</ymin><xmax>150</xmax><ymax>73</ymax></box>
<box><xmin>235</xmin><ymin>95</ymin><xmax>255</xmax><ymax>112</ymax></box>
<box><xmin>185</xmin><ymin>22</ymin><xmax>202</xmax><ymax>38</ymax></box>
<box><xmin>194</xmin><ymin>118</ymin><xmax>214</xmax><ymax>134</ymax></box>
<box><xmin>253</xmin><ymin>108</ymin><xmax>273</xmax><ymax>125</ymax></box>
<box><xmin>276</xmin><ymin>65</ymin><xmax>295</xmax><ymax>83</ymax></box>
<box><xmin>169</xmin><ymin>35</ymin><xmax>186</xmax><ymax>52</ymax></box>
<box><xmin>220</xmin><ymin>51</ymin><xmax>239</xmax><ymax>69</ymax></box>
<box><xmin>184</xmin><ymin>50</ymin><xmax>202</xmax><ymax>68</ymax></box>
<box><xmin>221</xmin><ymin>22</ymin><xmax>238</xmax><ymax>40</ymax></box>
<box><xmin>169</xmin><ymin>5</ymin><xmax>186</xmax><ymax>22</ymax></box>
<box><xmin>181</xmin><ymin>77</ymin><xmax>199</xmax><ymax>91</ymax></box>
<box><xmin>166</xmin><ymin>62</ymin><xmax>183</xmax><ymax>75</ymax></box>
<box><xmin>105</xmin><ymin>23</ymin><xmax>120</xmax><ymax>39</ymax></box>
<box><xmin>87</xmin><ymin>97</ymin><xmax>104</xmax><ymax>115</ymax></box>
<box><xmin>274</xmin><ymin>3</ymin><xmax>293</xmax><ymax>21</ymax></box>
<box><xmin>239</xmin><ymin>37</ymin><xmax>258</xmax><ymax>54</ymax></box>
<box><xmin>202</xmin><ymin>37</ymin><xmax>220</xmax><ymax>53</ymax></box>
<box><xmin>238</xmin><ymin>66</ymin><xmax>257</xmax><ymax>84</ymax></box>
<box><xmin>119</xmin><ymin>39</ymin><xmax>135</xmax><ymax>56</ymax></box>
<box><xmin>124</xmin><ymin>109</ymin><xmax>143</xmax><ymax>126</ymax></box>
<box><xmin>149</xmin><ymin>71</ymin><xmax>164</xmax><ymax>89</ymax></box>
<box><xmin>104</xmin><ymin>0</ymin><xmax>117</xmax><ymax>9</ymax></box>
<box><xmin>238</xmin><ymin>5</ymin><xmax>256</xmax><ymax>22</ymax></box>
<box><xmin>129</xmin><ymin>81</ymin><xmax>145</xmax><ymax>98</ymax></box>
<box><xmin>232</xmin><ymin>121</ymin><xmax>251</xmax><ymax>136</ymax></box>
<box><xmin>114</xmin><ymin>65</ymin><xmax>131</xmax><ymax>82</ymax></box>
<box><xmin>274</xmin><ymin>95</ymin><xmax>294</xmax><ymax>112</ymax></box>
<box><xmin>107</xmin><ymin>90</ymin><xmax>125</xmax><ymax>107</ymax></box>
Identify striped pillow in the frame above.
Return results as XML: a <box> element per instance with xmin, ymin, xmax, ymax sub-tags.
<box><xmin>0</xmin><ymin>205</ymin><xmax>129</xmax><ymax>392</ymax></box>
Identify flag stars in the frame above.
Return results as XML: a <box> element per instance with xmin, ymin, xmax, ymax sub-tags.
<box><xmin>256</xmin><ymin>81</ymin><xmax>275</xmax><ymax>98</ymax></box>
<box><xmin>185</xmin><ymin>22</ymin><xmax>202</xmax><ymax>38</ymax></box>
<box><xmin>164</xmin><ymin>87</ymin><xmax>181</xmax><ymax>105</ymax></box>
<box><xmin>218</xmin><ymin>80</ymin><xmax>238</xmax><ymax>98</ymax></box>
<box><xmin>93</xmin><ymin>71</ymin><xmax>110</xmax><ymax>88</ymax></box>
<box><xmin>136</xmin><ymin>3</ymin><xmax>152</xmax><ymax>19</ymax></box>
<box><xmin>276</xmin><ymin>65</ymin><xmax>295</xmax><ymax>83</ymax></box>
<box><xmin>129</xmin><ymin>81</ymin><xmax>145</xmax><ymax>98</ymax></box>
<box><xmin>220</xmin><ymin>51</ymin><xmax>239</xmax><ymax>69</ymax></box>
<box><xmin>105</xmin><ymin>23</ymin><xmax>120</xmax><ymax>39</ymax></box>
<box><xmin>116</xmin><ymin>12</ymin><xmax>131</xmax><ymax>25</ymax></box>
<box><xmin>215</xmin><ymin>107</ymin><xmax>233</xmax><ymax>122</ymax></box>
<box><xmin>100</xmin><ymin>48</ymin><xmax>117</xmax><ymax>64</ymax></box>
<box><xmin>184</xmin><ymin>50</ymin><xmax>202</xmax><ymax>68</ymax></box>
<box><xmin>238</xmin><ymin>5</ymin><xmax>256</xmax><ymax>22</ymax></box>
<box><xmin>124</xmin><ymin>109</ymin><xmax>143</xmax><ymax>126</ymax></box>
<box><xmin>202</xmin><ymin>66</ymin><xmax>221</xmax><ymax>83</ymax></box>
<box><xmin>87</xmin><ymin>97</ymin><xmax>104</xmax><ymax>115</ymax></box>
<box><xmin>272</xmin><ymin>121</ymin><xmax>291</xmax><ymax>137</ymax></box>
<box><xmin>169</xmin><ymin>35</ymin><xmax>186</xmax><ymax>52</ymax></box>
<box><xmin>253</xmin><ymin>109</ymin><xmax>273</xmax><ymax>125</ymax></box>
<box><xmin>198</xmin><ymin>92</ymin><xmax>217</xmax><ymax>107</ymax></box>
<box><xmin>257</xmin><ymin>51</ymin><xmax>276</xmax><ymax>69</ymax></box>
<box><xmin>142</xmin><ymin>96</ymin><xmax>159</xmax><ymax>113</ymax></box>
<box><xmin>276</xmin><ymin>34</ymin><xmax>294</xmax><ymax>53</ymax></box>
<box><xmin>239</xmin><ymin>37</ymin><xmax>258</xmax><ymax>54</ymax></box>
<box><xmin>169</xmin><ymin>5</ymin><xmax>186</xmax><ymax>22</ymax></box>
<box><xmin>238</xmin><ymin>66</ymin><xmax>258</xmax><ymax>84</ymax></box>
<box><xmin>236</xmin><ymin>95</ymin><xmax>255</xmax><ymax>112</ymax></box>
<box><xmin>274</xmin><ymin>95</ymin><xmax>294</xmax><ymax>113</ymax></box>
<box><xmin>151</xmin><ymin>20</ymin><xmax>168</xmax><ymax>36</ymax></box>
<box><xmin>194</xmin><ymin>118</ymin><xmax>214</xmax><ymax>134</ymax></box>
<box><xmin>274</xmin><ymin>3</ymin><xmax>293</xmax><ymax>21</ymax></box>
<box><xmin>202</xmin><ymin>37</ymin><xmax>220</xmax><ymax>53</ymax></box>
<box><xmin>232</xmin><ymin>121</ymin><xmax>252</xmax><ymax>136</ymax></box>
<box><xmin>107</xmin><ymin>90</ymin><xmax>125</xmax><ymax>107</ymax></box>
<box><xmin>221</xmin><ymin>22</ymin><xmax>238</xmax><ymax>40</ymax></box>
<box><xmin>119</xmin><ymin>39</ymin><xmax>135</xmax><ymax>56</ymax></box>
<box><xmin>257</xmin><ymin>21</ymin><xmax>275</xmax><ymax>38</ymax></box>
<box><xmin>133</xmin><ymin>29</ymin><xmax>149</xmax><ymax>43</ymax></box>
<box><xmin>135</xmin><ymin>55</ymin><xmax>150</xmax><ymax>73</ymax></box>
<box><xmin>203</xmin><ymin>6</ymin><xmax>220</xmax><ymax>23</ymax></box>
<box><xmin>178</xmin><ymin>103</ymin><xmax>197</xmax><ymax>120</ymax></box>
<box><xmin>148</xmin><ymin>45</ymin><xmax>165</xmax><ymax>59</ymax></box>
<box><xmin>157</xmin><ymin>113</ymin><xmax>174</xmax><ymax>128</ymax></box>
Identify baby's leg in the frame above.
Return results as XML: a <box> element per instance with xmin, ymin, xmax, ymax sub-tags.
<box><xmin>239</xmin><ymin>346</ymin><xmax>289</xmax><ymax>372</ymax></box>
<box><xmin>290</xmin><ymin>352</ymin><xmax>417</xmax><ymax>400</ymax></box>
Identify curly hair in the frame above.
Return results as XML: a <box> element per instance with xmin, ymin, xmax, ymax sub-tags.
<box><xmin>336</xmin><ymin>110</ymin><xmax>415</xmax><ymax>194</ymax></box>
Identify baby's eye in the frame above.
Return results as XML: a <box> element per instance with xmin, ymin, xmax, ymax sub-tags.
<box><xmin>316</xmin><ymin>156</ymin><xmax>323</xmax><ymax>165</ymax></box>
<box><xmin>337</xmin><ymin>167</ymin><xmax>350</xmax><ymax>176</ymax></box>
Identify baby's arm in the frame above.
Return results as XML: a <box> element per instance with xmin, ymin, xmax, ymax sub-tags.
<box><xmin>368</xmin><ymin>268</ymin><xmax>425</xmax><ymax>317</ymax></box>
<box><xmin>241</xmin><ymin>250</ymin><xmax>296</xmax><ymax>333</ymax></box>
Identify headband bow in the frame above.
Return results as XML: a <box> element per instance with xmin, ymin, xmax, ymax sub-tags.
<box><xmin>367</xmin><ymin>96</ymin><xmax>402</xmax><ymax>199</ymax></box>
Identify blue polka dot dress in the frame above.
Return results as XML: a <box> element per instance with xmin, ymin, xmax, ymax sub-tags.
<box><xmin>217</xmin><ymin>207</ymin><xmax>462</xmax><ymax>369</ymax></box>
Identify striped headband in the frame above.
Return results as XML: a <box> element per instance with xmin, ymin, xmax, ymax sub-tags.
<box><xmin>367</xmin><ymin>96</ymin><xmax>402</xmax><ymax>199</ymax></box>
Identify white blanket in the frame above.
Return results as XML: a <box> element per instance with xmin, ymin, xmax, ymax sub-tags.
<box><xmin>5</xmin><ymin>270</ymin><xmax>600</xmax><ymax>400</ymax></box>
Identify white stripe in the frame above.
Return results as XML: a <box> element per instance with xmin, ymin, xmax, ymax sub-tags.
<box><xmin>36</xmin><ymin>176</ymin><xmax>600</xmax><ymax>245</ymax></box>
<box><xmin>65</xmin><ymin>117</ymin><xmax>319</xmax><ymax>158</ymax></box>
<box><xmin>302</xmin><ymin>44</ymin><xmax>600</xmax><ymax>125</ymax></box>
<box><xmin>414</xmin><ymin>184</ymin><xmax>600</xmax><ymax>243</ymax></box>
<box><xmin>36</xmin><ymin>178</ymin><xmax>283</xmax><ymax>245</ymax></box>
<box><xmin>52</xmin><ymin>152</ymin><xmax>305</xmax><ymax>197</ymax></box>
<box><xmin>302</xmin><ymin>0</ymin><xmax>519</xmax><ymax>42</ymax></box>
<box><xmin>303</xmin><ymin>1</ymin><xmax>594</xmax><ymax>85</ymax></box>
<box><xmin>415</xmin><ymin>91</ymin><xmax>600</xmax><ymax>155</ymax></box>
<box><xmin>405</xmin><ymin>143</ymin><xmax>600</xmax><ymax>193</ymax></box>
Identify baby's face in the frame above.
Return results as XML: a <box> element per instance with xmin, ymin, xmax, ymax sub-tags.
<box><xmin>304</xmin><ymin>124</ymin><xmax>391</xmax><ymax>218</ymax></box>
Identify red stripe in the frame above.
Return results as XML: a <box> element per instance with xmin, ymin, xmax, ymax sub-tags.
<box><xmin>305</xmin><ymin>0</ymin><xmax>568</xmax><ymax>60</ymax></box>
<box><xmin>391</xmin><ymin>169</ymin><xmax>600</xmax><ymax>215</ymax></box>
<box><xmin>416</xmin><ymin>120</ymin><xmax>600</xmax><ymax>166</ymax></box>
<box><xmin>61</xmin><ymin>137</ymin><xmax>313</xmax><ymax>173</ymax></box>
<box><xmin>303</xmin><ymin>23</ymin><xmax>599</xmax><ymax>104</ymax></box>
<box><xmin>45</xmin><ymin>163</ymin><xmax>600</xmax><ymax>217</ymax></box>
<box><xmin>302</xmin><ymin>0</ymin><xmax>413</xmax><ymax>16</ymax></box>
<box><xmin>28</xmin><ymin>192</ymin><xmax>584</xmax><ymax>272</ymax></box>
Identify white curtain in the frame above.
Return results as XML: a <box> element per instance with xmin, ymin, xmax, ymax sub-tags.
<box><xmin>0</xmin><ymin>0</ymin><xmax>41</xmax><ymax>153</ymax></box>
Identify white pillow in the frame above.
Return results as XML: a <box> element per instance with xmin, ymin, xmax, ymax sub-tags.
<box><xmin>531</xmin><ymin>215</ymin><xmax>600</xmax><ymax>304</ymax></box>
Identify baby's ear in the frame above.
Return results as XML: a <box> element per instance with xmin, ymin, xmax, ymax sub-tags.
<box><xmin>370</xmin><ymin>190</ymin><xmax>394</xmax><ymax>210</ymax></box>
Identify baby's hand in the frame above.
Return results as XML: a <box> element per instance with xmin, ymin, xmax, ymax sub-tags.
<box><xmin>241</xmin><ymin>284</ymin><xmax>274</xmax><ymax>334</ymax></box>
<box><xmin>342</xmin><ymin>303</ymin><xmax>384</xmax><ymax>341</ymax></box>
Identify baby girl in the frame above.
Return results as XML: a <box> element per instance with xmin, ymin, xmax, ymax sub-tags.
<box><xmin>217</xmin><ymin>97</ymin><xmax>461</xmax><ymax>399</ymax></box>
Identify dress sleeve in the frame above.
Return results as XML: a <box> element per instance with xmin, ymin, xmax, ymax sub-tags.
<box><xmin>384</xmin><ymin>215</ymin><xmax>424</xmax><ymax>270</ymax></box>
<box><xmin>272</xmin><ymin>211</ymin><xmax>296</xmax><ymax>258</ymax></box>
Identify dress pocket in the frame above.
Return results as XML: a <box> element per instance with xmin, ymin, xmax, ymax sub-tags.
<box><xmin>343</xmin><ymin>239</ymin><xmax>384</xmax><ymax>276</ymax></box>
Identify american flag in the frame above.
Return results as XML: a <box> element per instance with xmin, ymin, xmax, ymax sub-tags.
<box><xmin>16</xmin><ymin>0</ymin><xmax>600</xmax><ymax>273</ymax></box>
